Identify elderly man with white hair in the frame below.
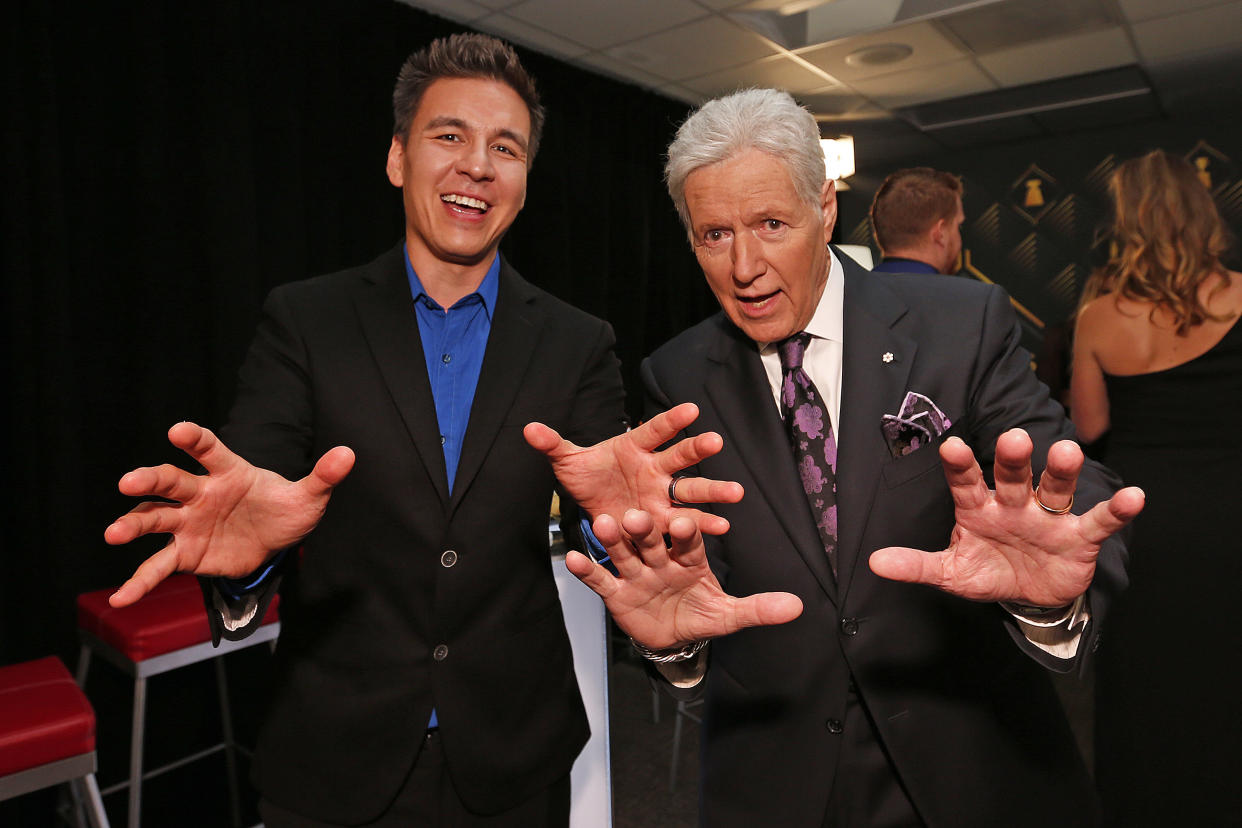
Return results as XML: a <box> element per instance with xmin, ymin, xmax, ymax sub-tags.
<box><xmin>531</xmin><ymin>88</ymin><xmax>1143</xmax><ymax>828</ymax></box>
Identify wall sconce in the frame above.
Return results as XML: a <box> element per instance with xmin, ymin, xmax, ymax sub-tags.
<box><xmin>821</xmin><ymin>136</ymin><xmax>855</xmax><ymax>187</ymax></box>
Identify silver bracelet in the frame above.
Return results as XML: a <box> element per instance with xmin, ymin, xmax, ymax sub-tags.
<box><xmin>631</xmin><ymin>637</ymin><xmax>708</xmax><ymax>664</ymax></box>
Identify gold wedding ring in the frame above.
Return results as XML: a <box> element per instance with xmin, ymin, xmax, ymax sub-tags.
<box><xmin>1034</xmin><ymin>486</ymin><xmax>1073</xmax><ymax>515</ymax></box>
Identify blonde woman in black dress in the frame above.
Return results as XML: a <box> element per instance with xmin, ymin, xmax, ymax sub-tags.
<box><xmin>1072</xmin><ymin>149</ymin><xmax>1242</xmax><ymax>827</ymax></box>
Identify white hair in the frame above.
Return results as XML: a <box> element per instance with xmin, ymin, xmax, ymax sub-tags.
<box><xmin>664</xmin><ymin>88</ymin><xmax>825</xmax><ymax>235</ymax></box>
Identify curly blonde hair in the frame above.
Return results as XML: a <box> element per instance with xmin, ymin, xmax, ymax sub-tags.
<box><xmin>1081</xmin><ymin>150</ymin><xmax>1233</xmax><ymax>335</ymax></box>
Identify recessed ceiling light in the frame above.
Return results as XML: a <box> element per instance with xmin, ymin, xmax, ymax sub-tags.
<box><xmin>844</xmin><ymin>43</ymin><xmax>914</xmax><ymax>68</ymax></box>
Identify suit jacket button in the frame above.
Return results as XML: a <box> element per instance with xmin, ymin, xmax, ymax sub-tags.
<box><xmin>433</xmin><ymin>644</ymin><xmax>449</xmax><ymax>661</ymax></box>
<box><xmin>840</xmin><ymin>618</ymin><xmax>859</xmax><ymax>636</ymax></box>
<box><xmin>825</xmin><ymin>718</ymin><xmax>844</xmax><ymax>734</ymax></box>
<box><xmin>441</xmin><ymin>549</ymin><xmax>458</xmax><ymax>568</ymax></box>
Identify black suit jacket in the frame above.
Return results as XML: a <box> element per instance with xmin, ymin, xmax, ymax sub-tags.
<box><xmin>207</xmin><ymin>245</ymin><xmax>626</xmax><ymax>823</ymax></box>
<box><xmin>641</xmin><ymin>251</ymin><xmax>1127</xmax><ymax>828</ymax></box>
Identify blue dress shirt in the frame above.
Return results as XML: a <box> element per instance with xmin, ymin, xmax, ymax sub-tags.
<box><xmin>219</xmin><ymin>248</ymin><xmax>501</xmax><ymax>730</ymax></box>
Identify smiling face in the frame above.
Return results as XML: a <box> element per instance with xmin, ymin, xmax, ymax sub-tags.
<box><xmin>684</xmin><ymin>148</ymin><xmax>837</xmax><ymax>343</ymax></box>
<box><xmin>386</xmin><ymin>77</ymin><xmax>530</xmax><ymax>275</ymax></box>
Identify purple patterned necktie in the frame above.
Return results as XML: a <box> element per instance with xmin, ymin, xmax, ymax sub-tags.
<box><xmin>778</xmin><ymin>332</ymin><xmax>839</xmax><ymax>576</ymax></box>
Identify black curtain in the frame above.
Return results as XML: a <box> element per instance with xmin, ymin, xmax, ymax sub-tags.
<box><xmin>3</xmin><ymin>3</ymin><xmax>713</xmax><ymax>821</ymax></box>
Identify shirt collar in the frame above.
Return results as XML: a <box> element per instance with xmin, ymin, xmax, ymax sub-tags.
<box><xmin>759</xmin><ymin>246</ymin><xmax>844</xmax><ymax>352</ymax></box>
<box><xmin>403</xmin><ymin>244</ymin><xmax>501</xmax><ymax>320</ymax></box>
<box><xmin>878</xmin><ymin>256</ymin><xmax>940</xmax><ymax>274</ymax></box>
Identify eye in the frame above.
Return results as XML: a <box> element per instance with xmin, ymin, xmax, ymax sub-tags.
<box><xmin>762</xmin><ymin>218</ymin><xmax>785</xmax><ymax>231</ymax></box>
<box><xmin>701</xmin><ymin>229</ymin><xmax>730</xmax><ymax>247</ymax></box>
<box><xmin>435</xmin><ymin>133</ymin><xmax>462</xmax><ymax>143</ymax></box>
<box><xmin>492</xmin><ymin>143</ymin><xmax>516</xmax><ymax>156</ymax></box>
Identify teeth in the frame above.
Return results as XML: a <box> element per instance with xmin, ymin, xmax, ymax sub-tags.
<box><xmin>442</xmin><ymin>194</ymin><xmax>488</xmax><ymax>211</ymax></box>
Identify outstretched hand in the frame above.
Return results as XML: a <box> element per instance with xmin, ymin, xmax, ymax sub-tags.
<box><xmin>104</xmin><ymin>422</ymin><xmax>354</xmax><ymax>608</ymax></box>
<box><xmin>567</xmin><ymin>509</ymin><xmax>802</xmax><ymax>649</ymax></box>
<box><xmin>869</xmin><ymin>428</ymin><xmax>1145</xmax><ymax>607</ymax></box>
<box><xmin>524</xmin><ymin>402</ymin><xmax>743</xmax><ymax>536</ymax></box>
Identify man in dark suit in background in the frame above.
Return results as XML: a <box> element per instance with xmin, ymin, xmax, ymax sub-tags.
<box><xmin>869</xmin><ymin>167</ymin><xmax>965</xmax><ymax>275</ymax></box>
<box><xmin>102</xmin><ymin>33</ymin><xmax>710</xmax><ymax>827</ymax></box>
<box><xmin>535</xmin><ymin>89</ymin><xmax>1144</xmax><ymax>828</ymax></box>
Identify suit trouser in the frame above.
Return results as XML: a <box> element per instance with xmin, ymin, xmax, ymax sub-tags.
<box><xmin>823</xmin><ymin>685</ymin><xmax>925</xmax><ymax>828</ymax></box>
<box><xmin>259</xmin><ymin>730</ymin><xmax>571</xmax><ymax>828</ymax></box>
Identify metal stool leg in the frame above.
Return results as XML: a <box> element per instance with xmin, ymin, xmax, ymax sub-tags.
<box><xmin>214</xmin><ymin>658</ymin><xmax>243</xmax><ymax>828</ymax></box>
<box><xmin>128</xmin><ymin>677</ymin><xmax>146</xmax><ymax>828</ymax></box>
<box><xmin>71</xmin><ymin>774</ymin><xmax>111</xmax><ymax>828</ymax></box>
<box><xmin>76</xmin><ymin>645</ymin><xmax>92</xmax><ymax>686</ymax></box>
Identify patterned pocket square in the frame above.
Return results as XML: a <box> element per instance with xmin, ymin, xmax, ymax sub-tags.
<box><xmin>881</xmin><ymin>392</ymin><xmax>953</xmax><ymax>458</ymax></box>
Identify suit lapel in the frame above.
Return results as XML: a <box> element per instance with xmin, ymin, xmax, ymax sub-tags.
<box><xmin>354</xmin><ymin>245</ymin><xmax>451</xmax><ymax>507</ymax></box>
<box><xmin>834</xmin><ymin>252</ymin><xmax>917</xmax><ymax>596</ymax></box>
<box><xmin>704</xmin><ymin>321</ymin><xmax>839</xmax><ymax>603</ymax></box>
<box><xmin>450</xmin><ymin>260</ymin><xmax>539</xmax><ymax>512</ymax></box>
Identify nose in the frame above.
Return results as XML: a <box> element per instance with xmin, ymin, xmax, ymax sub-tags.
<box><xmin>731</xmin><ymin>230</ymin><xmax>766</xmax><ymax>283</ymax></box>
<box><xmin>457</xmin><ymin>140</ymin><xmax>495</xmax><ymax>181</ymax></box>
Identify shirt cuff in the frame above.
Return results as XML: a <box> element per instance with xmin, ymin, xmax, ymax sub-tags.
<box><xmin>579</xmin><ymin>516</ymin><xmax>619</xmax><ymax>575</ymax></box>
<box><xmin>652</xmin><ymin>644</ymin><xmax>710</xmax><ymax>688</ymax></box>
<box><xmin>214</xmin><ymin>549</ymin><xmax>288</xmax><ymax>600</ymax></box>
<box><xmin>1003</xmin><ymin>594</ymin><xmax>1089</xmax><ymax>660</ymax></box>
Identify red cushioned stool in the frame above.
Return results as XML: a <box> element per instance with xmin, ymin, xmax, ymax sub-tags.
<box><xmin>0</xmin><ymin>656</ymin><xmax>110</xmax><ymax>827</ymax></box>
<box><xmin>76</xmin><ymin>574</ymin><xmax>279</xmax><ymax>828</ymax></box>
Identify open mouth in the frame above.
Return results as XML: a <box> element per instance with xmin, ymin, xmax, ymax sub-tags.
<box><xmin>441</xmin><ymin>194</ymin><xmax>490</xmax><ymax>214</ymax></box>
<box><xmin>737</xmin><ymin>290</ymin><xmax>779</xmax><ymax>312</ymax></box>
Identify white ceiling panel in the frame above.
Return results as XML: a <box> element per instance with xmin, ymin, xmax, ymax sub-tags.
<box><xmin>472</xmin><ymin>0</ymin><xmax>526</xmax><ymax>10</ymax></box>
<box><xmin>978</xmin><ymin>26</ymin><xmax>1137</xmax><ymax>87</ymax></box>
<box><xmin>1116</xmin><ymin>0</ymin><xmax>1238</xmax><ymax>23</ymax></box>
<box><xmin>848</xmin><ymin>57</ymin><xmax>996</xmax><ymax>107</ymax></box>
<box><xmin>477</xmin><ymin>13</ymin><xmax>592</xmax><ymax>58</ymax></box>
<box><xmin>657</xmin><ymin>82</ymin><xmax>707</xmax><ymax>105</ymax></box>
<box><xmin>1131</xmin><ymin>1</ymin><xmax>1242</xmax><ymax>62</ymax></box>
<box><xmin>606</xmin><ymin>16</ymin><xmax>778</xmax><ymax>81</ymax></box>
<box><xmin>504</xmin><ymin>0</ymin><xmax>707</xmax><ymax>50</ymax></box>
<box><xmin>797</xmin><ymin>21</ymin><xmax>967</xmax><ymax>83</ymax></box>
<box><xmin>682</xmin><ymin>55</ymin><xmax>835</xmax><ymax>96</ymax></box>
<box><xmin>575</xmin><ymin>53</ymin><xmax>671</xmax><ymax>91</ymax></box>
<box><xmin>397</xmin><ymin>0</ymin><xmax>491</xmax><ymax>23</ymax></box>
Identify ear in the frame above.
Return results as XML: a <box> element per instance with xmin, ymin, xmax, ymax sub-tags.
<box><xmin>929</xmin><ymin>217</ymin><xmax>947</xmax><ymax>248</ymax></box>
<box><xmin>386</xmin><ymin>136</ymin><xmax>405</xmax><ymax>188</ymax></box>
<box><xmin>821</xmin><ymin>178</ymin><xmax>838</xmax><ymax>244</ymax></box>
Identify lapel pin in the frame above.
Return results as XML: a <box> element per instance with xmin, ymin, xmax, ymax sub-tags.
<box><xmin>882</xmin><ymin>352</ymin><xmax>895</xmax><ymax>363</ymax></box>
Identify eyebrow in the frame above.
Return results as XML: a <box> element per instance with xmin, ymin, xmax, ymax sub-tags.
<box><xmin>423</xmin><ymin>116</ymin><xmax>528</xmax><ymax>154</ymax></box>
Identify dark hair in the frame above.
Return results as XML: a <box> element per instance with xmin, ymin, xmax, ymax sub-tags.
<box><xmin>869</xmin><ymin>167</ymin><xmax>963</xmax><ymax>253</ymax></box>
<box><xmin>1079</xmin><ymin>150</ymin><xmax>1234</xmax><ymax>335</ymax></box>
<box><xmin>392</xmin><ymin>33</ymin><xmax>545</xmax><ymax>162</ymax></box>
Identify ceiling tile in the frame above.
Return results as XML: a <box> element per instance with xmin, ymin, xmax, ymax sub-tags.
<box><xmin>1131</xmin><ymin>2</ymin><xmax>1242</xmax><ymax>62</ymax></box>
<box><xmin>848</xmin><ymin>58</ymin><xmax>996</xmax><ymax>107</ymax></box>
<box><xmin>682</xmin><ymin>55</ymin><xmax>834</xmax><ymax>96</ymax></box>
<box><xmin>798</xmin><ymin>87</ymin><xmax>871</xmax><ymax>117</ymax></box>
<box><xmin>575</xmin><ymin>53</ymin><xmax>671</xmax><ymax>90</ymax></box>
<box><xmin>978</xmin><ymin>26</ymin><xmax>1136</xmax><ymax>87</ymax></box>
<box><xmin>657</xmin><ymin>82</ymin><xmax>708</xmax><ymax>105</ymax></box>
<box><xmin>797</xmin><ymin>21</ymin><xmax>967</xmax><ymax>83</ymax></box>
<box><xmin>606</xmin><ymin>16</ymin><xmax>778</xmax><ymax>80</ymax></box>
<box><xmin>397</xmin><ymin>0</ymin><xmax>491</xmax><ymax>23</ymax></box>
<box><xmin>938</xmin><ymin>0</ymin><xmax>1117</xmax><ymax>54</ymax></box>
<box><xmin>504</xmin><ymin>0</ymin><xmax>707</xmax><ymax>50</ymax></box>
<box><xmin>475</xmin><ymin>13</ymin><xmax>592</xmax><ymax>58</ymax></box>
<box><xmin>1116</xmin><ymin>0</ymin><xmax>1237</xmax><ymax>23</ymax></box>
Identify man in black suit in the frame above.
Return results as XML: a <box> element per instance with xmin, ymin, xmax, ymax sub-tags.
<box><xmin>535</xmin><ymin>89</ymin><xmax>1145</xmax><ymax>827</ymax></box>
<box><xmin>102</xmin><ymin>33</ymin><xmax>707</xmax><ymax>827</ymax></box>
